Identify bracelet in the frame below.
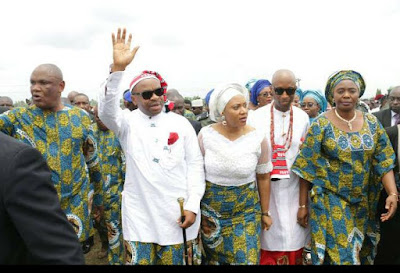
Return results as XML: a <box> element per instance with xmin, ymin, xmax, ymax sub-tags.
<box><xmin>389</xmin><ymin>193</ymin><xmax>398</xmax><ymax>197</ymax></box>
<box><xmin>262</xmin><ymin>211</ymin><xmax>271</xmax><ymax>217</ymax></box>
<box><xmin>299</xmin><ymin>205</ymin><xmax>308</xmax><ymax>209</ymax></box>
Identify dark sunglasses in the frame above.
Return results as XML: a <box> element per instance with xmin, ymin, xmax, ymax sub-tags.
<box><xmin>300</xmin><ymin>102</ymin><xmax>316</xmax><ymax>108</ymax></box>
<box><xmin>132</xmin><ymin>88</ymin><xmax>164</xmax><ymax>100</ymax></box>
<box><xmin>273</xmin><ymin>87</ymin><xmax>296</xmax><ymax>95</ymax></box>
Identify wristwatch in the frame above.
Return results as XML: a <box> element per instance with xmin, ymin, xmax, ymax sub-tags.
<box><xmin>262</xmin><ymin>210</ymin><xmax>271</xmax><ymax>217</ymax></box>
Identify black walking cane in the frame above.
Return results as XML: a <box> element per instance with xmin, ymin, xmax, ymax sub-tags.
<box><xmin>177</xmin><ymin>197</ymin><xmax>189</xmax><ymax>265</ymax></box>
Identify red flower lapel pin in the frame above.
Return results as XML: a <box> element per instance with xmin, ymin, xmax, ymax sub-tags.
<box><xmin>168</xmin><ymin>132</ymin><xmax>179</xmax><ymax>145</ymax></box>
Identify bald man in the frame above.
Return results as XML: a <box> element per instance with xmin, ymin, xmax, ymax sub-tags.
<box><xmin>0</xmin><ymin>96</ymin><xmax>13</xmax><ymax>110</ymax></box>
<box><xmin>166</xmin><ymin>90</ymin><xmax>202</xmax><ymax>135</ymax></box>
<box><xmin>0</xmin><ymin>64</ymin><xmax>102</xmax><ymax>254</ymax></box>
<box><xmin>248</xmin><ymin>69</ymin><xmax>311</xmax><ymax>265</ymax></box>
<box><xmin>67</xmin><ymin>90</ymin><xmax>79</xmax><ymax>104</ymax></box>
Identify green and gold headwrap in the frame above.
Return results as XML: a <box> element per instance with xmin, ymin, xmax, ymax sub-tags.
<box><xmin>324</xmin><ymin>70</ymin><xmax>366</xmax><ymax>105</ymax></box>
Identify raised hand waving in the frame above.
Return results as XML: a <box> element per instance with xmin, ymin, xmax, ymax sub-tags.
<box><xmin>111</xmin><ymin>28</ymin><xmax>140</xmax><ymax>72</ymax></box>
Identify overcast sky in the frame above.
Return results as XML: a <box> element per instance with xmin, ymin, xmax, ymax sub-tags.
<box><xmin>1</xmin><ymin>0</ymin><xmax>399</xmax><ymax>102</ymax></box>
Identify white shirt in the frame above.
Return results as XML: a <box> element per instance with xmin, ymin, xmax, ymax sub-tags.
<box><xmin>391</xmin><ymin>110</ymin><xmax>399</xmax><ymax>126</ymax></box>
<box><xmin>198</xmin><ymin>125</ymin><xmax>272</xmax><ymax>186</ymax></box>
<box><xmin>98</xmin><ymin>72</ymin><xmax>205</xmax><ymax>245</ymax></box>
<box><xmin>248</xmin><ymin>104</ymin><xmax>311</xmax><ymax>251</ymax></box>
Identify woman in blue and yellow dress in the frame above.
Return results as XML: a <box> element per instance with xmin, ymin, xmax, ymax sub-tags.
<box><xmin>291</xmin><ymin>70</ymin><xmax>398</xmax><ymax>265</ymax></box>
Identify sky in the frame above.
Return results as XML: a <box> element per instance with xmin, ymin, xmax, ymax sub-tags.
<box><xmin>1</xmin><ymin>0</ymin><xmax>400</xmax><ymax>102</ymax></box>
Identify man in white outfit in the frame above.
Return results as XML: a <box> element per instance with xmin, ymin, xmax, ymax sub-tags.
<box><xmin>248</xmin><ymin>69</ymin><xmax>311</xmax><ymax>265</ymax></box>
<box><xmin>98</xmin><ymin>28</ymin><xmax>205</xmax><ymax>265</ymax></box>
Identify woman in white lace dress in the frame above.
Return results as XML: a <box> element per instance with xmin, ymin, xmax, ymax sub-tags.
<box><xmin>198</xmin><ymin>83</ymin><xmax>273</xmax><ymax>264</ymax></box>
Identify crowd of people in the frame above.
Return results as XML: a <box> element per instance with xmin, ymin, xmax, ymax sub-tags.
<box><xmin>0</xmin><ymin>27</ymin><xmax>399</xmax><ymax>265</ymax></box>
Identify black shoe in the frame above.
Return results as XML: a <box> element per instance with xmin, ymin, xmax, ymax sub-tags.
<box><xmin>81</xmin><ymin>237</ymin><xmax>94</xmax><ymax>254</ymax></box>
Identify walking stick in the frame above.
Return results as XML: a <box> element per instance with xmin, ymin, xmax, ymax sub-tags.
<box><xmin>177</xmin><ymin>197</ymin><xmax>189</xmax><ymax>265</ymax></box>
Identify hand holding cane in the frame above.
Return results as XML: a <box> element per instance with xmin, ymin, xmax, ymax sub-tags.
<box><xmin>177</xmin><ymin>197</ymin><xmax>189</xmax><ymax>265</ymax></box>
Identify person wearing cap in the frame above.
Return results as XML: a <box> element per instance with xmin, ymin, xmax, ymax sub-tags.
<box><xmin>292</xmin><ymin>70</ymin><xmax>398</xmax><ymax>265</ymax></box>
<box><xmin>192</xmin><ymin>98</ymin><xmax>213</xmax><ymax>127</ymax></box>
<box><xmin>300</xmin><ymin>89</ymin><xmax>327</xmax><ymax>124</ymax></box>
<box><xmin>198</xmin><ymin>83</ymin><xmax>272</xmax><ymax>264</ymax></box>
<box><xmin>248</xmin><ymin>69</ymin><xmax>310</xmax><ymax>265</ymax></box>
<box><xmin>97</xmin><ymin>28</ymin><xmax>205</xmax><ymax>265</ymax></box>
<box><xmin>123</xmin><ymin>89</ymin><xmax>137</xmax><ymax>111</ymax></box>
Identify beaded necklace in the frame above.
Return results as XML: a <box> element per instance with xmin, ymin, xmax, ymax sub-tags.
<box><xmin>334</xmin><ymin>108</ymin><xmax>357</xmax><ymax>130</ymax></box>
<box><xmin>270</xmin><ymin>102</ymin><xmax>293</xmax><ymax>152</ymax></box>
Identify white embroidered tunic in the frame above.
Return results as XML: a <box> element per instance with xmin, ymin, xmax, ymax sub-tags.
<box><xmin>249</xmin><ymin>104</ymin><xmax>311</xmax><ymax>251</ymax></box>
<box><xmin>98</xmin><ymin>72</ymin><xmax>205</xmax><ymax>245</ymax></box>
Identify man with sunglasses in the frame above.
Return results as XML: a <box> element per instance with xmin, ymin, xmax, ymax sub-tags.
<box><xmin>98</xmin><ymin>28</ymin><xmax>205</xmax><ymax>265</ymax></box>
<box><xmin>248</xmin><ymin>69</ymin><xmax>310</xmax><ymax>265</ymax></box>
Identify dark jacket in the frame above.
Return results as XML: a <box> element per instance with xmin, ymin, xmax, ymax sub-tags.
<box><xmin>373</xmin><ymin>108</ymin><xmax>392</xmax><ymax>128</ymax></box>
<box><xmin>0</xmin><ymin>132</ymin><xmax>84</xmax><ymax>264</ymax></box>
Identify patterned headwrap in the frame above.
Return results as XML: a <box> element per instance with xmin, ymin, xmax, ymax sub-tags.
<box><xmin>250</xmin><ymin>79</ymin><xmax>272</xmax><ymax>106</ymax></box>
<box><xmin>209</xmin><ymin>83</ymin><xmax>249</xmax><ymax>122</ymax></box>
<box><xmin>302</xmin><ymin>89</ymin><xmax>327</xmax><ymax>113</ymax></box>
<box><xmin>129</xmin><ymin>70</ymin><xmax>173</xmax><ymax>112</ymax></box>
<box><xmin>295</xmin><ymin>88</ymin><xmax>303</xmax><ymax>101</ymax></box>
<box><xmin>324</xmin><ymin>70</ymin><xmax>366</xmax><ymax>105</ymax></box>
<box><xmin>205</xmin><ymin>89</ymin><xmax>214</xmax><ymax>106</ymax></box>
<box><xmin>245</xmin><ymin>78</ymin><xmax>258</xmax><ymax>92</ymax></box>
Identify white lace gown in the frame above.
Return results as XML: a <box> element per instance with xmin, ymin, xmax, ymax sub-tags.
<box><xmin>197</xmin><ymin>125</ymin><xmax>273</xmax><ymax>264</ymax></box>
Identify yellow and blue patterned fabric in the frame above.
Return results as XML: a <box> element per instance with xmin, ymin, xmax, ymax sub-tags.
<box><xmin>183</xmin><ymin>109</ymin><xmax>196</xmax><ymax>121</ymax></box>
<box><xmin>291</xmin><ymin>113</ymin><xmax>395</xmax><ymax>264</ymax></box>
<box><xmin>92</xmin><ymin>123</ymin><xmax>125</xmax><ymax>265</ymax></box>
<box><xmin>324</xmin><ymin>70</ymin><xmax>366</xmax><ymax>106</ymax></box>
<box><xmin>0</xmin><ymin>105</ymin><xmax>102</xmax><ymax>243</ymax></box>
<box><xmin>200</xmin><ymin>181</ymin><xmax>261</xmax><ymax>265</ymax></box>
<box><xmin>124</xmin><ymin>240</ymin><xmax>195</xmax><ymax>265</ymax></box>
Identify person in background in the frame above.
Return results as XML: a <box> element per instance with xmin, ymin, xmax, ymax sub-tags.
<box><xmin>373</xmin><ymin>86</ymin><xmax>400</xmax><ymax>128</ymax></box>
<box><xmin>293</xmin><ymin>88</ymin><xmax>303</xmax><ymax>108</ymax></box>
<box><xmin>248</xmin><ymin>69</ymin><xmax>311</xmax><ymax>265</ymax></box>
<box><xmin>92</xmin><ymin>106</ymin><xmax>125</xmax><ymax>264</ymax></box>
<box><xmin>204</xmin><ymin>89</ymin><xmax>214</xmax><ymax>114</ymax></box>
<box><xmin>73</xmin><ymin>93</ymin><xmax>94</xmax><ymax>120</ymax></box>
<box><xmin>0</xmin><ymin>106</ymin><xmax>9</xmax><ymax>114</ymax></box>
<box><xmin>373</xmin><ymin>85</ymin><xmax>400</xmax><ymax>264</ymax></box>
<box><xmin>199</xmin><ymin>83</ymin><xmax>272</xmax><ymax>264</ymax></box>
<box><xmin>0</xmin><ymin>63</ymin><xmax>102</xmax><ymax>255</ymax></box>
<box><xmin>67</xmin><ymin>90</ymin><xmax>79</xmax><ymax>104</ymax></box>
<box><xmin>184</xmin><ymin>99</ymin><xmax>192</xmax><ymax>111</ymax></box>
<box><xmin>192</xmin><ymin>98</ymin><xmax>213</xmax><ymax>127</ymax></box>
<box><xmin>123</xmin><ymin>89</ymin><xmax>137</xmax><ymax>111</ymax></box>
<box><xmin>0</xmin><ymin>96</ymin><xmax>14</xmax><ymax>110</ymax></box>
<box><xmin>98</xmin><ymin>28</ymin><xmax>205</xmax><ymax>265</ymax></box>
<box><xmin>292</xmin><ymin>70</ymin><xmax>398</xmax><ymax>265</ymax></box>
<box><xmin>0</xmin><ymin>131</ymin><xmax>85</xmax><ymax>264</ymax></box>
<box><xmin>300</xmin><ymin>90</ymin><xmax>327</xmax><ymax>124</ymax></box>
<box><xmin>250</xmin><ymin>79</ymin><xmax>273</xmax><ymax>110</ymax></box>
<box><xmin>166</xmin><ymin>89</ymin><xmax>202</xmax><ymax>135</ymax></box>
<box><xmin>245</xmin><ymin>78</ymin><xmax>258</xmax><ymax>110</ymax></box>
